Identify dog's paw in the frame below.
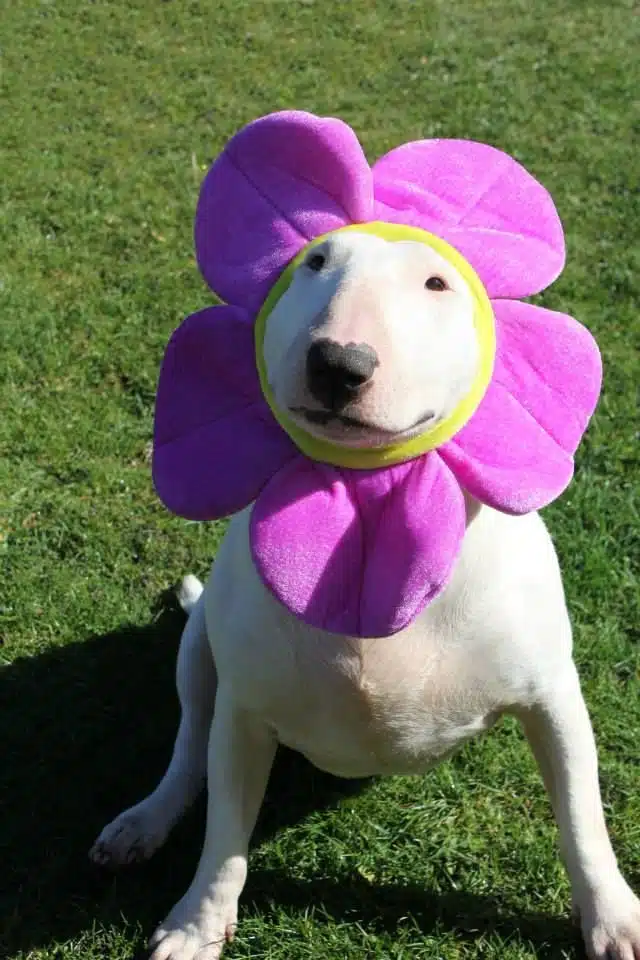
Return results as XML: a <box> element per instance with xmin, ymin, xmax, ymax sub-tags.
<box><xmin>148</xmin><ymin>893</ymin><xmax>237</xmax><ymax>960</ymax></box>
<box><xmin>576</xmin><ymin>876</ymin><xmax>640</xmax><ymax>960</ymax></box>
<box><xmin>89</xmin><ymin>804</ymin><xmax>169</xmax><ymax>867</ymax></box>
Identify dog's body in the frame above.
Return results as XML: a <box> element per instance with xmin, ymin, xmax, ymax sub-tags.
<box><xmin>203</xmin><ymin>503</ymin><xmax>566</xmax><ymax>782</ymax></box>
<box><xmin>92</xmin><ymin>504</ymin><xmax>640</xmax><ymax>960</ymax></box>
<box><xmin>92</xmin><ymin>231</ymin><xmax>640</xmax><ymax>959</ymax></box>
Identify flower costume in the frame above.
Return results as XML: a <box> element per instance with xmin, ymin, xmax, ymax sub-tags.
<box><xmin>153</xmin><ymin>111</ymin><xmax>602</xmax><ymax>638</ymax></box>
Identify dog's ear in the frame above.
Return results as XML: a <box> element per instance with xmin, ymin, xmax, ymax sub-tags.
<box><xmin>373</xmin><ymin>138</ymin><xmax>565</xmax><ymax>298</ymax></box>
<box><xmin>194</xmin><ymin>111</ymin><xmax>374</xmax><ymax>312</ymax></box>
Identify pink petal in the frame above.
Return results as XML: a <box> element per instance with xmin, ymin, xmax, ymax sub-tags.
<box><xmin>153</xmin><ymin>305</ymin><xmax>297</xmax><ymax>520</ymax></box>
<box><xmin>373</xmin><ymin>139</ymin><xmax>565</xmax><ymax>297</ymax></box>
<box><xmin>250</xmin><ymin>454</ymin><xmax>466</xmax><ymax>637</ymax></box>
<box><xmin>440</xmin><ymin>299</ymin><xmax>602</xmax><ymax>513</ymax></box>
<box><xmin>195</xmin><ymin>111</ymin><xmax>374</xmax><ymax>311</ymax></box>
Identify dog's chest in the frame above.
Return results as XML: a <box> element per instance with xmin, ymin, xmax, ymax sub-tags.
<box><xmin>207</xmin><ymin>507</ymin><xmax>551</xmax><ymax>780</ymax></box>
<box><xmin>285</xmin><ymin>635</ymin><xmax>499</xmax><ymax>777</ymax></box>
<box><xmin>214</xmin><ymin>604</ymin><xmax>501</xmax><ymax>779</ymax></box>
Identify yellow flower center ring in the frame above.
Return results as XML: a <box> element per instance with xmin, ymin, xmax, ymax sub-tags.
<box><xmin>255</xmin><ymin>222</ymin><xmax>496</xmax><ymax>469</ymax></box>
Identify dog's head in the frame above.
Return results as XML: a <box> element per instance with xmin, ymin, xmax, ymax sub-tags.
<box><xmin>262</xmin><ymin>230</ymin><xmax>480</xmax><ymax>450</ymax></box>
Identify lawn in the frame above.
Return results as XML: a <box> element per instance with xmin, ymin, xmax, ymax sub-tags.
<box><xmin>1</xmin><ymin>0</ymin><xmax>638</xmax><ymax>957</ymax></box>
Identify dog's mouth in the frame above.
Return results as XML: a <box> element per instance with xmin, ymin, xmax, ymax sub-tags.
<box><xmin>288</xmin><ymin>406</ymin><xmax>437</xmax><ymax>446</ymax></box>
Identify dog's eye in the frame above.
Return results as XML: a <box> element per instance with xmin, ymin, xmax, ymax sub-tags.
<box><xmin>306</xmin><ymin>251</ymin><xmax>326</xmax><ymax>272</ymax></box>
<box><xmin>425</xmin><ymin>276</ymin><xmax>448</xmax><ymax>292</ymax></box>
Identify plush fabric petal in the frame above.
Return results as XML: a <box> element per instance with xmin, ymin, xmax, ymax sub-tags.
<box><xmin>153</xmin><ymin>305</ymin><xmax>298</xmax><ymax>520</ymax></box>
<box><xmin>195</xmin><ymin>111</ymin><xmax>374</xmax><ymax>311</ymax></box>
<box><xmin>250</xmin><ymin>454</ymin><xmax>466</xmax><ymax>637</ymax></box>
<box><xmin>373</xmin><ymin>139</ymin><xmax>565</xmax><ymax>298</ymax></box>
<box><xmin>439</xmin><ymin>299</ymin><xmax>602</xmax><ymax>513</ymax></box>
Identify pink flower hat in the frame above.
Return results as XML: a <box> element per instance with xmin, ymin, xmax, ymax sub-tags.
<box><xmin>153</xmin><ymin>111</ymin><xmax>602</xmax><ymax>638</ymax></box>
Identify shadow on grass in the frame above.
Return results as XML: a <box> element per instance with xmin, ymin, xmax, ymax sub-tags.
<box><xmin>243</xmin><ymin>872</ymin><xmax>582</xmax><ymax>959</ymax></box>
<box><xmin>1</xmin><ymin>597</ymin><xmax>579</xmax><ymax>958</ymax></box>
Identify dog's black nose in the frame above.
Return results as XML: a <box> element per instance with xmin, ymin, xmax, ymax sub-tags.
<box><xmin>306</xmin><ymin>339</ymin><xmax>379</xmax><ymax>411</ymax></box>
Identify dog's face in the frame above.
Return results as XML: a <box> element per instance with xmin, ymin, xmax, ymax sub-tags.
<box><xmin>262</xmin><ymin>232</ymin><xmax>480</xmax><ymax>449</ymax></box>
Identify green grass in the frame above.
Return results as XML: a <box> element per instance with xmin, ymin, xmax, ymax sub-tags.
<box><xmin>1</xmin><ymin>0</ymin><xmax>639</xmax><ymax>957</ymax></box>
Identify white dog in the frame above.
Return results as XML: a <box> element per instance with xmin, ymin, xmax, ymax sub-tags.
<box><xmin>91</xmin><ymin>232</ymin><xmax>640</xmax><ymax>960</ymax></box>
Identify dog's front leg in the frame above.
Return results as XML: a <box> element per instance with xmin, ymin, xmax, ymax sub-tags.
<box><xmin>148</xmin><ymin>690</ymin><xmax>277</xmax><ymax>960</ymax></box>
<box><xmin>519</xmin><ymin>663</ymin><xmax>640</xmax><ymax>960</ymax></box>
